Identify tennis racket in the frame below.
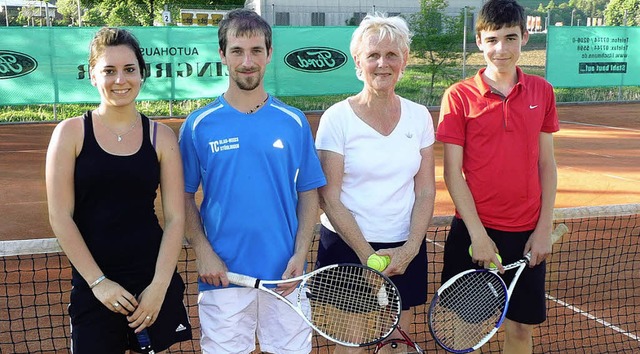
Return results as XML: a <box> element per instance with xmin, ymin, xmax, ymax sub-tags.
<box><xmin>227</xmin><ymin>263</ymin><xmax>402</xmax><ymax>347</ymax></box>
<box><xmin>428</xmin><ymin>223</ymin><xmax>569</xmax><ymax>353</ymax></box>
<box><xmin>374</xmin><ymin>325</ymin><xmax>424</xmax><ymax>353</ymax></box>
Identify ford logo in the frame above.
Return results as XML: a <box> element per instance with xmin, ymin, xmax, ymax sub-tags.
<box><xmin>284</xmin><ymin>47</ymin><xmax>347</xmax><ymax>73</ymax></box>
<box><xmin>0</xmin><ymin>51</ymin><xmax>38</xmax><ymax>79</ymax></box>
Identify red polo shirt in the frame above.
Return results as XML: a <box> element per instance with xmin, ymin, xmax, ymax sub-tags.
<box><xmin>436</xmin><ymin>67</ymin><xmax>559</xmax><ymax>231</ymax></box>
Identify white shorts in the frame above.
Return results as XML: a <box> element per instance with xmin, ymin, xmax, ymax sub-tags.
<box><xmin>198</xmin><ymin>287</ymin><xmax>312</xmax><ymax>354</ymax></box>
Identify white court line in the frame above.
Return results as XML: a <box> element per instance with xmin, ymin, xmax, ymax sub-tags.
<box><xmin>546</xmin><ymin>294</ymin><xmax>640</xmax><ymax>342</ymax></box>
<box><xmin>562</xmin><ymin>166</ymin><xmax>640</xmax><ymax>183</ymax></box>
<box><xmin>1</xmin><ymin>201</ymin><xmax>46</xmax><ymax>206</ymax></box>
<box><xmin>0</xmin><ymin>150</ymin><xmax>44</xmax><ymax>153</ymax></box>
<box><xmin>560</xmin><ymin>120</ymin><xmax>640</xmax><ymax>133</ymax></box>
<box><xmin>425</xmin><ymin>237</ymin><xmax>445</xmax><ymax>249</ymax></box>
<box><xmin>426</xmin><ymin>238</ymin><xmax>640</xmax><ymax>343</ymax></box>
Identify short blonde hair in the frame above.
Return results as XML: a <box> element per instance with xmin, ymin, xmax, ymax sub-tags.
<box><xmin>350</xmin><ymin>14</ymin><xmax>412</xmax><ymax>59</ymax></box>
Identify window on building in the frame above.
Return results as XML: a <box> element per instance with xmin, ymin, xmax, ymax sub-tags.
<box><xmin>353</xmin><ymin>12</ymin><xmax>366</xmax><ymax>25</ymax></box>
<box><xmin>388</xmin><ymin>12</ymin><xmax>401</xmax><ymax>17</ymax></box>
<box><xmin>311</xmin><ymin>12</ymin><xmax>325</xmax><ymax>26</ymax></box>
<box><xmin>275</xmin><ymin>12</ymin><xmax>290</xmax><ymax>26</ymax></box>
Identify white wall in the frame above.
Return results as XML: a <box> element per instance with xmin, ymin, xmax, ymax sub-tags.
<box><xmin>254</xmin><ymin>0</ymin><xmax>421</xmax><ymax>26</ymax></box>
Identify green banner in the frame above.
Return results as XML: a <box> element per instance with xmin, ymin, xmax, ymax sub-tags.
<box><xmin>0</xmin><ymin>27</ymin><xmax>360</xmax><ymax>105</ymax></box>
<box><xmin>547</xmin><ymin>26</ymin><xmax>639</xmax><ymax>87</ymax></box>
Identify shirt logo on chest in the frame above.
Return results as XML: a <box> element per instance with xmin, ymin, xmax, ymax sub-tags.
<box><xmin>209</xmin><ymin>136</ymin><xmax>240</xmax><ymax>153</ymax></box>
<box><xmin>273</xmin><ymin>139</ymin><xmax>284</xmax><ymax>149</ymax></box>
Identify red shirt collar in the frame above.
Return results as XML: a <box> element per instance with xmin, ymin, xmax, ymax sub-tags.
<box><xmin>473</xmin><ymin>67</ymin><xmax>526</xmax><ymax>97</ymax></box>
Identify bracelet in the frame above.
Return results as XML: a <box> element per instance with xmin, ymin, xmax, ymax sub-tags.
<box><xmin>89</xmin><ymin>275</ymin><xmax>106</xmax><ymax>289</ymax></box>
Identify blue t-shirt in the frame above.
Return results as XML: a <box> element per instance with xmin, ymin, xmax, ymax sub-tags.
<box><xmin>179</xmin><ymin>95</ymin><xmax>326</xmax><ymax>291</ymax></box>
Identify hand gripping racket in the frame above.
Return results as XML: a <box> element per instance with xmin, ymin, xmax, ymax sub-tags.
<box><xmin>374</xmin><ymin>325</ymin><xmax>424</xmax><ymax>353</ymax></box>
<box><xmin>428</xmin><ymin>223</ymin><xmax>569</xmax><ymax>353</ymax></box>
<box><xmin>227</xmin><ymin>263</ymin><xmax>402</xmax><ymax>347</ymax></box>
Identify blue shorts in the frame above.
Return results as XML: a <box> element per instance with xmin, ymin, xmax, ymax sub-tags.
<box><xmin>69</xmin><ymin>272</ymin><xmax>192</xmax><ymax>353</ymax></box>
<box><xmin>316</xmin><ymin>225</ymin><xmax>428</xmax><ymax>310</ymax></box>
<box><xmin>441</xmin><ymin>218</ymin><xmax>547</xmax><ymax>325</ymax></box>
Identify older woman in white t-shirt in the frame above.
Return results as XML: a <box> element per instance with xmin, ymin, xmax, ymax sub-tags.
<box><xmin>315</xmin><ymin>13</ymin><xmax>436</xmax><ymax>354</ymax></box>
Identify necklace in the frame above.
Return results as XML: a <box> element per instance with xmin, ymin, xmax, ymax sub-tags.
<box><xmin>246</xmin><ymin>96</ymin><xmax>269</xmax><ymax>114</ymax></box>
<box><xmin>96</xmin><ymin>111</ymin><xmax>139</xmax><ymax>142</ymax></box>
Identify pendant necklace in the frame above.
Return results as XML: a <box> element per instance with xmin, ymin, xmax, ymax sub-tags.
<box><xmin>96</xmin><ymin>111</ymin><xmax>139</xmax><ymax>142</ymax></box>
<box><xmin>247</xmin><ymin>96</ymin><xmax>269</xmax><ymax>114</ymax></box>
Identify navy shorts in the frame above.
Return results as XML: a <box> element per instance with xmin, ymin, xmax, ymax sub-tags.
<box><xmin>69</xmin><ymin>272</ymin><xmax>192</xmax><ymax>353</ymax></box>
<box><xmin>441</xmin><ymin>218</ymin><xmax>547</xmax><ymax>325</ymax></box>
<box><xmin>316</xmin><ymin>225</ymin><xmax>428</xmax><ymax>310</ymax></box>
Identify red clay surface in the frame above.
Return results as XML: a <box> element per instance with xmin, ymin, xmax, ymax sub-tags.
<box><xmin>1</xmin><ymin>102</ymin><xmax>639</xmax><ymax>241</ymax></box>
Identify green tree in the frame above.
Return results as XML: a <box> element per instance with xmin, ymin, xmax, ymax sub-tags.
<box><xmin>567</xmin><ymin>0</ymin><xmax>608</xmax><ymax>19</ymax></box>
<box><xmin>73</xmin><ymin>0</ymin><xmax>245</xmax><ymax>26</ymax></box>
<box><xmin>82</xmin><ymin>7</ymin><xmax>105</xmax><ymax>26</ymax></box>
<box><xmin>55</xmin><ymin>0</ymin><xmax>78</xmax><ymax>25</ymax></box>
<box><xmin>409</xmin><ymin>0</ymin><xmax>465</xmax><ymax>101</ymax></box>
<box><xmin>604</xmin><ymin>0</ymin><xmax>640</xmax><ymax>25</ymax></box>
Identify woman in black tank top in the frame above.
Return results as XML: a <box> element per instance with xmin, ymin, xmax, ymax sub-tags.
<box><xmin>45</xmin><ymin>28</ymin><xmax>191</xmax><ymax>353</ymax></box>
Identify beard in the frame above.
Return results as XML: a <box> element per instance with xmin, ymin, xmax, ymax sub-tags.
<box><xmin>232</xmin><ymin>68</ymin><xmax>263</xmax><ymax>91</ymax></box>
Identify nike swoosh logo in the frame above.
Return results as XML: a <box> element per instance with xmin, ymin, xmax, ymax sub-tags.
<box><xmin>529</xmin><ymin>105</ymin><xmax>538</xmax><ymax>109</ymax></box>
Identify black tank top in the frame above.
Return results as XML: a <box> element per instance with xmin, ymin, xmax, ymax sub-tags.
<box><xmin>72</xmin><ymin>111</ymin><xmax>162</xmax><ymax>290</ymax></box>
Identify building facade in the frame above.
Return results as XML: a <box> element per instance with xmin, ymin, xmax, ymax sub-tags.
<box><xmin>244</xmin><ymin>0</ymin><xmax>422</xmax><ymax>26</ymax></box>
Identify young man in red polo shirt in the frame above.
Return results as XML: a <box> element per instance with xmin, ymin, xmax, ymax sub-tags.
<box><xmin>436</xmin><ymin>0</ymin><xmax>559</xmax><ymax>352</ymax></box>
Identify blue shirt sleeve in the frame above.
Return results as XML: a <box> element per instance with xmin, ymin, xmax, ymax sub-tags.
<box><xmin>178</xmin><ymin>115</ymin><xmax>201</xmax><ymax>193</ymax></box>
<box><xmin>296</xmin><ymin>115</ymin><xmax>327</xmax><ymax>192</ymax></box>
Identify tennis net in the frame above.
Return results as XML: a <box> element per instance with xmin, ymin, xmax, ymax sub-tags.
<box><xmin>1</xmin><ymin>204</ymin><xmax>638</xmax><ymax>353</ymax></box>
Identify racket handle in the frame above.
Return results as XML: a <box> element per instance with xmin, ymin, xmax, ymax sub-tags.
<box><xmin>227</xmin><ymin>272</ymin><xmax>261</xmax><ymax>288</ymax></box>
<box><xmin>136</xmin><ymin>328</ymin><xmax>155</xmax><ymax>354</ymax></box>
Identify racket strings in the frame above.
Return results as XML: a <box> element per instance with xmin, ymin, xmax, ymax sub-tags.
<box><xmin>430</xmin><ymin>272</ymin><xmax>507</xmax><ymax>350</ymax></box>
<box><xmin>374</xmin><ymin>327</ymin><xmax>424</xmax><ymax>354</ymax></box>
<box><xmin>303</xmin><ymin>265</ymin><xmax>401</xmax><ymax>345</ymax></box>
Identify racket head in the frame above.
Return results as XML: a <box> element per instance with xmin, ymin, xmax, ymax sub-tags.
<box><xmin>374</xmin><ymin>326</ymin><xmax>424</xmax><ymax>353</ymax></box>
<box><xmin>428</xmin><ymin>269</ymin><xmax>508</xmax><ymax>353</ymax></box>
<box><xmin>299</xmin><ymin>263</ymin><xmax>401</xmax><ymax>347</ymax></box>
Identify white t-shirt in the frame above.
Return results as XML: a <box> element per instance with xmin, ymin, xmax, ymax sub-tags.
<box><xmin>315</xmin><ymin>97</ymin><xmax>435</xmax><ymax>242</ymax></box>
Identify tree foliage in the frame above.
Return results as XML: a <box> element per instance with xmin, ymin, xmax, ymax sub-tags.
<box><xmin>72</xmin><ymin>0</ymin><xmax>244</xmax><ymax>27</ymax></box>
<box><xmin>409</xmin><ymin>0</ymin><xmax>465</xmax><ymax>101</ymax></box>
<box><xmin>56</xmin><ymin>0</ymin><xmax>80</xmax><ymax>25</ymax></box>
<box><xmin>604</xmin><ymin>0</ymin><xmax>640</xmax><ymax>25</ymax></box>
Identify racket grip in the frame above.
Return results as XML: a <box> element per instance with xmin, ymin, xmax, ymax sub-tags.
<box><xmin>136</xmin><ymin>328</ymin><xmax>155</xmax><ymax>354</ymax></box>
<box><xmin>226</xmin><ymin>272</ymin><xmax>260</xmax><ymax>288</ymax></box>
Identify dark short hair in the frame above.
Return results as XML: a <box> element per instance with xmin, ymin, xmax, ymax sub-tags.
<box><xmin>89</xmin><ymin>27</ymin><xmax>147</xmax><ymax>80</ymax></box>
<box><xmin>218</xmin><ymin>9</ymin><xmax>272</xmax><ymax>54</ymax></box>
<box><xmin>476</xmin><ymin>0</ymin><xmax>526</xmax><ymax>36</ymax></box>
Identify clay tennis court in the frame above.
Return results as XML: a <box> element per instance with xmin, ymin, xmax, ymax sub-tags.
<box><xmin>1</xmin><ymin>102</ymin><xmax>638</xmax><ymax>353</ymax></box>
<box><xmin>1</xmin><ymin>102</ymin><xmax>638</xmax><ymax>242</ymax></box>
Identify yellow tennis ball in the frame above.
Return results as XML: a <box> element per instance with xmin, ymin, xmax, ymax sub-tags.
<box><xmin>468</xmin><ymin>246</ymin><xmax>502</xmax><ymax>268</ymax></box>
<box><xmin>367</xmin><ymin>254</ymin><xmax>390</xmax><ymax>271</ymax></box>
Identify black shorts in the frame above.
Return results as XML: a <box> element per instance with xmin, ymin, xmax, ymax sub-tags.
<box><xmin>316</xmin><ymin>225</ymin><xmax>428</xmax><ymax>310</ymax></box>
<box><xmin>69</xmin><ymin>272</ymin><xmax>192</xmax><ymax>353</ymax></box>
<box><xmin>440</xmin><ymin>217</ymin><xmax>547</xmax><ymax>325</ymax></box>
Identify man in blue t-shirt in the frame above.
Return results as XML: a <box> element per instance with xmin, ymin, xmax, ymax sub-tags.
<box><xmin>178</xmin><ymin>9</ymin><xmax>326</xmax><ymax>354</ymax></box>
